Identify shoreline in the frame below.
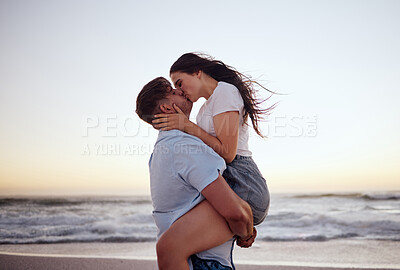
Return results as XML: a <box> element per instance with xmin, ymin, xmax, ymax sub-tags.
<box><xmin>0</xmin><ymin>252</ymin><xmax>397</xmax><ymax>270</ymax></box>
<box><xmin>1</xmin><ymin>240</ymin><xmax>399</xmax><ymax>270</ymax></box>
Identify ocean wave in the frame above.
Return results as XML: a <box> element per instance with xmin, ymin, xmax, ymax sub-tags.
<box><xmin>0</xmin><ymin>235</ymin><xmax>156</xmax><ymax>244</ymax></box>
<box><xmin>293</xmin><ymin>193</ymin><xmax>363</xmax><ymax>199</ymax></box>
<box><xmin>260</xmin><ymin>232</ymin><xmax>360</xmax><ymax>242</ymax></box>
<box><xmin>361</xmin><ymin>193</ymin><xmax>400</xmax><ymax>201</ymax></box>
<box><xmin>0</xmin><ymin>215</ymin><xmax>158</xmax><ymax>244</ymax></box>
<box><xmin>1</xmin><ymin>194</ymin><xmax>399</xmax><ymax>244</ymax></box>
<box><xmin>292</xmin><ymin>192</ymin><xmax>400</xmax><ymax>201</ymax></box>
<box><xmin>0</xmin><ymin>197</ymin><xmax>152</xmax><ymax>207</ymax></box>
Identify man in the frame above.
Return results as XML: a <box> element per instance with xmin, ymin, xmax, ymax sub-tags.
<box><xmin>136</xmin><ymin>77</ymin><xmax>256</xmax><ymax>270</ymax></box>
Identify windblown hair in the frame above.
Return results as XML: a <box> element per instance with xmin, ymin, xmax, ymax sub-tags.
<box><xmin>170</xmin><ymin>53</ymin><xmax>277</xmax><ymax>137</ymax></box>
<box><xmin>136</xmin><ymin>77</ymin><xmax>172</xmax><ymax>124</ymax></box>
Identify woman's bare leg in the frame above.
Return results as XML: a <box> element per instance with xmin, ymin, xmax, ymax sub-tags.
<box><xmin>156</xmin><ymin>200</ymin><xmax>234</xmax><ymax>270</ymax></box>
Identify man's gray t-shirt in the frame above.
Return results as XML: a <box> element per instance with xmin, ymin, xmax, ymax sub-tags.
<box><xmin>149</xmin><ymin>130</ymin><xmax>235</xmax><ymax>269</ymax></box>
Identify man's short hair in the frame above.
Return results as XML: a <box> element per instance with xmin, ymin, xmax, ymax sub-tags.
<box><xmin>136</xmin><ymin>77</ymin><xmax>172</xmax><ymax>124</ymax></box>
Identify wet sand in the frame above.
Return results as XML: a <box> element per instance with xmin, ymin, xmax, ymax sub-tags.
<box><xmin>1</xmin><ymin>240</ymin><xmax>399</xmax><ymax>270</ymax></box>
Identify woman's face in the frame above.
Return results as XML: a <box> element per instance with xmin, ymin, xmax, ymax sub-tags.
<box><xmin>170</xmin><ymin>71</ymin><xmax>202</xmax><ymax>102</ymax></box>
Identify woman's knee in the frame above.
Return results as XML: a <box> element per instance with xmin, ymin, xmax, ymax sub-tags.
<box><xmin>156</xmin><ymin>233</ymin><xmax>187</xmax><ymax>269</ymax></box>
<box><xmin>156</xmin><ymin>239</ymin><xmax>172</xmax><ymax>269</ymax></box>
<box><xmin>156</xmin><ymin>236</ymin><xmax>171</xmax><ymax>263</ymax></box>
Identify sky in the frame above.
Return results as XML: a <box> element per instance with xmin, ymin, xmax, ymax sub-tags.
<box><xmin>0</xmin><ymin>0</ymin><xmax>399</xmax><ymax>196</ymax></box>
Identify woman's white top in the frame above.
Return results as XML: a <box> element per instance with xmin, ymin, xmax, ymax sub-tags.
<box><xmin>196</xmin><ymin>81</ymin><xmax>252</xmax><ymax>156</ymax></box>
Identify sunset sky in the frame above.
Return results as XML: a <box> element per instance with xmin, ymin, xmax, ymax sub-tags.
<box><xmin>1</xmin><ymin>0</ymin><xmax>399</xmax><ymax>196</ymax></box>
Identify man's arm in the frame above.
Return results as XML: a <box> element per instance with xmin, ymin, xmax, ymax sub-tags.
<box><xmin>201</xmin><ymin>174</ymin><xmax>253</xmax><ymax>239</ymax></box>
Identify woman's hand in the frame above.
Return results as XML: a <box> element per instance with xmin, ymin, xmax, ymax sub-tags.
<box><xmin>236</xmin><ymin>227</ymin><xmax>257</xmax><ymax>248</ymax></box>
<box><xmin>152</xmin><ymin>104</ymin><xmax>193</xmax><ymax>132</ymax></box>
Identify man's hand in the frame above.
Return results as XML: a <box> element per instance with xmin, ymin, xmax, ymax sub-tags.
<box><xmin>236</xmin><ymin>227</ymin><xmax>257</xmax><ymax>248</ymax></box>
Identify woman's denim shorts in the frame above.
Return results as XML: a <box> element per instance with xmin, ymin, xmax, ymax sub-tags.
<box><xmin>190</xmin><ymin>254</ymin><xmax>233</xmax><ymax>270</ymax></box>
<box><xmin>222</xmin><ymin>155</ymin><xmax>270</xmax><ymax>225</ymax></box>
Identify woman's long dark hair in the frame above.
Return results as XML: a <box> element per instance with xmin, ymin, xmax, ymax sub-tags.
<box><xmin>170</xmin><ymin>52</ymin><xmax>277</xmax><ymax>137</ymax></box>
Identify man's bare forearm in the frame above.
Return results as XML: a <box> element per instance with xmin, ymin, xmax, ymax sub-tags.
<box><xmin>201</xmin><ymin>175</ymin><xmax>254</xmax><ymax>239</ymax></box>
<box><xmin>226</xmin><ymin>201</ymin><xmax>253</xmax><ymax>239</ymax></box>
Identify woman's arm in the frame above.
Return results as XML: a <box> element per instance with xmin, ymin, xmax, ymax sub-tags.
<box><xmin>153</xmin><ymin>105</ymin><xmax>239</xmax><ymax>163</ymax></box>
<box><xmin>186</xmin><ymin>111</ymin><xmax>239</xmax><ymax>164</ymax></box>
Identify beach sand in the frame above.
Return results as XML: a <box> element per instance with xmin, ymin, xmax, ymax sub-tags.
<box><xmin>1</xmin><ymin>240</ymin><xmax>399</xmax><ymax>270</ymax></box>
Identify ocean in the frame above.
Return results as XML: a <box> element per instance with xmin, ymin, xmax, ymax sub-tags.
<box><xmin>1</xmin><ymin>192</ymin><xmax>399</xmax><ymax>244</ymax></box>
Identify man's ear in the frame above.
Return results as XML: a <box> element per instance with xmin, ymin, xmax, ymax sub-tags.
<box><xmin>196</xmin><ymin>70</ymin><xmax>202</xmax><ymax>79</ymax></box>
<box><xmin>159</xmin><ymin>104</ymin><xmax>174</xmax><ymax>113</ymax></box>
